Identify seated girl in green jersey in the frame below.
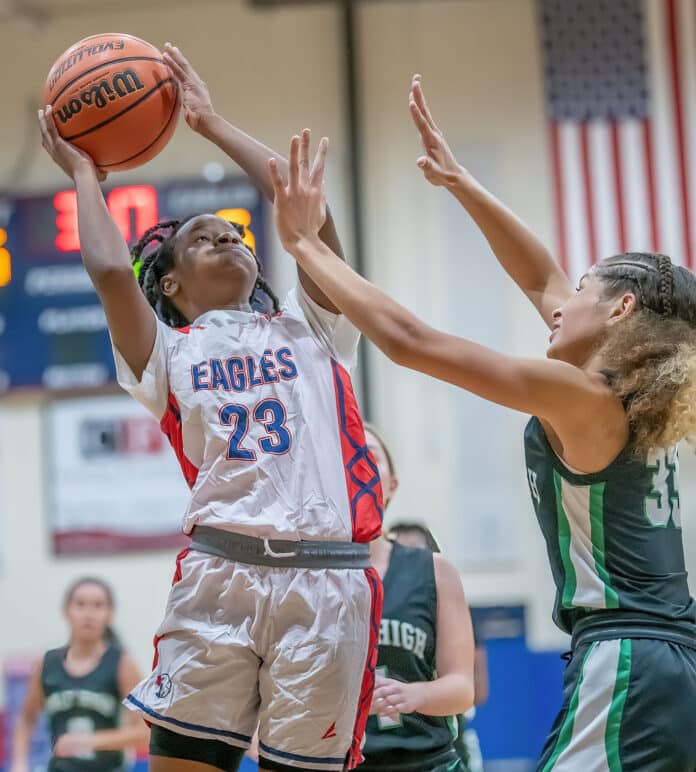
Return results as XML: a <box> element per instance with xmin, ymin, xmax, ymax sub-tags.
<box><xmin>268</xmin><ymin>85</ymin><xmax>696</xmax><ymax>771</ymax></box>
<box><xmin>10</xmin><ymin>577</ymin><xmax>148</xmax><ymax>772</ymax></box>
<box><xmin>360</xmin><ymin>425</ymin><xmax>475</xmax><ymax>772</ymax></box>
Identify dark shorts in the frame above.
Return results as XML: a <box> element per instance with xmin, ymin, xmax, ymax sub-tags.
<box><xmin>538</xmin><ymin>637</ymin><xmax>696</xmax><ymax>771</ymax></box>
<box><xmin>360</xmin><ymin>747</ymin><xmax>466</xmax><ymax>772</ymax></box>
<box><xmin>150</xmin><ymin>724</ymin><xmax>344</xmax><ymax>772</ymax></box>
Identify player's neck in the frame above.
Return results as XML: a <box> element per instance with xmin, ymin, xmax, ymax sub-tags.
<box><xmin>67</xmin><ymin>638</ymin><xmax>106</xmax><ymax>661</ymax></box>
<box><xmin>186</xmin><ymin>301</ymin><xmax>254</xmax><ymax>322</ymax></box>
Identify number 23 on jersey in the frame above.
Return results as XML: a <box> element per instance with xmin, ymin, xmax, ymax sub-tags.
<box><xmin>219</xmin><ymin>397</ymin><xmax>292</xmax><ymax>461</ymax></box>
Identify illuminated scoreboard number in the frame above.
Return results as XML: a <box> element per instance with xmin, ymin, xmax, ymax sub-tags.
<box><xmin>0</xmin><ymin>227</ymin><xmax>10</xmax><ymax>286</ymax></box>
<box><xmin>215</xmin><ymin>208</ymin><xmax>256</xmax><ymax>253</ymax></box>
<box><xmin>52</xmin><ymin>185</ymin><xmax>258</xmax><ymax>254</ymax></box>
<box><xmin>0</xmin><ymin>178</ymin><xmax>264</xmax><ymax>391</ymax></box>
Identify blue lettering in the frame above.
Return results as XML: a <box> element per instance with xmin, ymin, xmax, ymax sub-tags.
<box><xmin>192</xmin><ymin>362</ymin><xmax>211</xmax><ymax>390</ymax></box>
<box><xmin>260</xmin><ymin>349</ymin><xmax>279</xmax><ymax>384</ymax></box>
<box><xmin>246</xmin><ymin>356</ymin><xmax>263</xmax><ymax>387</ymax></box>
<box><xmin>226</xmin><ymin>358</ymin><xmax>247</xmax><ymax>392</ymax></box>
<box><xmin>276</xmin><ymin>348</ymin><xmax>298</xmax><ymax>379</ymax></box>
<box><xmin>194</xmin><ymin>351</ymin><xmax>298</xmax><ymax>394</ymax></box>
<box><xmin>210</xmin><ymin>358</ymin><xmax>230</xmax><ymax>390</ymax></box>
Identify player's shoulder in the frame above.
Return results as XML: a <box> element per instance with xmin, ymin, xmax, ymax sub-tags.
<box><xmin>156</xmin><ymin>321</ymin><xmax>206</xmax><ymax>347</ymax></box>
<box><xmin>432</xmin><ymin>552</ymin><xmax>462</xmax><ymax>586</ymax></box>
<box><xmin>43</xmin><ymin>646</ymin><xmax>67</xmax><ymax>664</ymax></box>
<box><xmin>40</xmin><ymin>647</ymin><xmax>66</xmax><ymax>676</ymax></box>
<box><xmin>266</xmin><ymin>306</ymin><xmax>318</xmax><ymax>341</ymax></box>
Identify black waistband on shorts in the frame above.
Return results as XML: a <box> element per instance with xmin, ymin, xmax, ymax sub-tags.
<box><xmin>571</xmin><ymin>610</ymin><xmax>696</xmax><ymax>651</ymax></box>
<box><xmin>189</xmin><ymin>525</ymin><xmax>372</xmax><ymax>569</ymax></box>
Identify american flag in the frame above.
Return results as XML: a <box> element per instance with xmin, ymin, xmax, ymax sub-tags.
<box><xmin>539</xmin><ymin>0</ymin><xmax>696</xmax><ymax>279</ymax></box>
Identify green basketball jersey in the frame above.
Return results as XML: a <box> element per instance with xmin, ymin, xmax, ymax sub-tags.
<box><xmin>524</xmin><ymin>416</ymin><xmax>696</xmax><ymax>634</ymax></box>
<box><xmin>362</xmin><ymin>543</ymin><xmax>457</xmax><ymax>766</ymax></box>
<box><xmin>41</xmin><ymin>645</ymin><xmax>124</xmax><ymax>771</ymax></box>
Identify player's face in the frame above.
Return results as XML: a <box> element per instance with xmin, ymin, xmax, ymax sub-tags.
<box><xmin>365</xmin><ymin>429</ymin><xmax>398</xmax><ymax>507</ymax></box>
<box><xmin>547</xmin><ymin>271</ymin><xmax>621</xmax><ymax>366</ymax></box>
<box><xmin>170</xmin><ymin>215</ymin><xmax>258</xmax><ymax>310</ymax></box>
<box><xmin>64</xmin><ymin>583</ymin><xmax>112</xmax><ymax>644</ymax></box>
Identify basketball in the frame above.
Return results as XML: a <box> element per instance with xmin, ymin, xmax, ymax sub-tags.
<box><xmin>44</xmin><ymin>33</ymin><xmax>180</xmax><ymax>172</ymax></box>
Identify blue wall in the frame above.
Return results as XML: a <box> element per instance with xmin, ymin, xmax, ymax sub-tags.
<box><xmin>469</xmin><ymin>606</ymin><xmax>566</xmax><ymax>770</ymax></box>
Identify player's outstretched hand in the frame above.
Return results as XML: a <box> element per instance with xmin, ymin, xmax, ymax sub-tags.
<box><xmin>163</xmin><ymin>43</ymin><xmax>214</xmax><ymax>132</ymax></box>
<box><xmin>38</xmin><ymin>106</ymin><xmax>106</xmax><ymax>182</ymax></box>
<box><xmin>409</xmin><ymin>75</ymin><xmax>463</xmax><ymax>188</ymax></box>
<box><xmin>269</xmin><ymin>128</ymin><xmax>328</xmax><ymax>253</ymax></box>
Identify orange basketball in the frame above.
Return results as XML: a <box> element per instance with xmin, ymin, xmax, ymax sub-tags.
<box><xmin>44</xmin><ymin>33</ymin><xmax>180</xmax><ymax>172</ymax></box>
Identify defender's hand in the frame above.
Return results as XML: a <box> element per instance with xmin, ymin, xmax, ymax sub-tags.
<box><xmin>163</xmin><ymin>43</ymin><xmax>215</xmax><ymax>132</ymax></box>
<box><xmin>269</xmin><ymin>129</ymin><xmax>328</xmax><ymax>253</ymax></box>
<box><xmin>409</xmin><ymin>75</ymin><xmax>464</xmax><ymax>189</ymax></box>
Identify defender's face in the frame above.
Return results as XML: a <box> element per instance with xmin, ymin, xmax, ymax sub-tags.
<box><xmin>547</xmin><ymin>272</ymin><xmax>613</xmax><ymax>365</ymax></box>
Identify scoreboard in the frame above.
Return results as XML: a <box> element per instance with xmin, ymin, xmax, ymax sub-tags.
<box><xmin>0</xmin><ymin>177</ymin><xmax>265</xmax><ymax>391</ymax></box>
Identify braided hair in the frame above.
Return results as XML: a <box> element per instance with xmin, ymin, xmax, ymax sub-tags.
<box><xmin>131</xmin><ymin>216</ymin><xmax>280</xmax><ymax>328</ymax></box>
<box><xmin>592</xmin><ymin>252</ymin><xmax>691</xmax><ymax>323</ymax></box>
<box><xmin>656</xmin><ymin>254</ymin><xmax>675</xmax><ymax>317</ymax></box>
<box><xmin>593</xmin><ymin>252</ymin><xmax>696</xmax><ymax>456</ymax></box>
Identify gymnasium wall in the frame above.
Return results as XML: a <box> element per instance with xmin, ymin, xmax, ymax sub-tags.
<box><xmin>1</xmin><ymin>0</ymin><xmax>694</xmax><ymax>713</ymax></box>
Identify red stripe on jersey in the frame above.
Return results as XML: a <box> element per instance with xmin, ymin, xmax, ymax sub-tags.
<box><xmin>152</xmin><ymin>547</ymin><xmax>190</xmax><ymax>670</ymax></box>
<box><xmin>174</xmin><ymin>325</ymin><xmax>205</xmax><ymax>334</ymax></box>
<box><xmin>331</xmin><ymin>360</ymin><xmax>383</xmax><ymax>542</ymax></box>
<box><xmin>159</xmin><ymin>392</ymin><xmax>199</xmax><ymax>489</ymax></box>
<box><xmin>346</xmin><ymin>567</ymin><xmax>383</xmax><ymax>769</ymax></box>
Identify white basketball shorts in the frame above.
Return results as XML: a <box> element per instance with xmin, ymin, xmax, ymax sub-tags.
<box><xmin>125</xmin><ymin>547</ymin><xmax>383</xmax><ymax>770</ymax></box>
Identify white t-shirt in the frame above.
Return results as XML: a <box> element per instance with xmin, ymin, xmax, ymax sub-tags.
<box><xmin>112</xmin><ymin>285</ymin><xmax>383</xmax><ymax>542</ymax></box>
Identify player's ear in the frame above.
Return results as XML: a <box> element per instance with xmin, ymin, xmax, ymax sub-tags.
<box><xmin>388</xmin><ymin>475</ymin><xmax>399</xmax><ymax>501</ymax></box>
<box><xmin>160</xmin><ymin>273</ymin><xmax>179</xmax><ymax>299</ymax></box>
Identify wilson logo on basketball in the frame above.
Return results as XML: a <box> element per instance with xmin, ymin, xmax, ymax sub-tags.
<box><xmin>54</xmin><ymin>70</ymin><xmax>146</xmax><ymax>125</ymax></box>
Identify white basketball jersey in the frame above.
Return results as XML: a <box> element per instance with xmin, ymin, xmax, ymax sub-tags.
<box><xmin>112</xmin><ymin>286</ymin><xmax>383</xmax><ymax>543</ymax></box>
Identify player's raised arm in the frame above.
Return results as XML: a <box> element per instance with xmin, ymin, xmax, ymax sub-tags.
<box><xmin>270</xmin><ymin>132</ymin><xmax>616</xmax><ymax>440</ymax></box>
<box><xmin>38</xmin><ymin>107</ymin><xmax>156</xmax><ymax>380</ymax></box>
<box><xmin>408</xmin><ymin>75</ymin><xmax>572</xmax><ymax>329</ymax></box>
<box><xmin>162</xmin><ymin>43</ymin><xmax>344</xmax><ymax>312</ymax></box>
